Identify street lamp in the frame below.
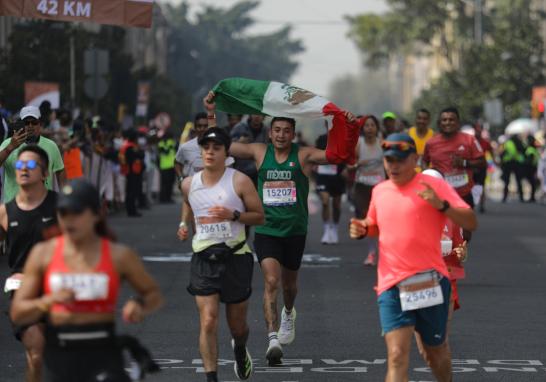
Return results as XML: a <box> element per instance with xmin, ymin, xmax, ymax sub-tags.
<box><xmin>460</xmin><ymin>0</ymin><xmax>483</xmax><ymax>44</ymax></box>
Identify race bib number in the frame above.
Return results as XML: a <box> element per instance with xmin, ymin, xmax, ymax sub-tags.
<box><xmin>317</xmin><ymin>165</ymin><xmax>337</xmax><ymax>175</ymax></box>
<box><xmin>357</xmin><ymin>174</ymin><xmax>383</xmax><ymax>186</ymax></box>
<box><xmin>398</xmin><ymin>271</ymin><xmax>444</xmax><ymax>311</ymax></box>
<box><xmin>4</xmin><ymin>276</ymin><xmax>22</xmax><ymax>293</ymax></box>
<box><xmin>49</xmin><ymin>273</ymin><xmax>109</xmax><ymax>301</ymax></box>
<box><xmin>196</xmin><ymin>221</ymin><xmax>232</xmax><ymax>240</ymax></box>
<box><xmin>445</xmin><ymin>172</ymin><xmax>469</xmax><ymax>188</ymax></box>
<box><xmin>263</xmin><ymin>181</ymin><xmax>297</xmax><ymax>206</ymax></box>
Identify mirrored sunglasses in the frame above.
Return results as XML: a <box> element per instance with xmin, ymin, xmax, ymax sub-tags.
<box><xmin>381</xmin><ymin>141</ymin><xmax>415</xmax><ymax>152</ymax></box>
<box><xmin>15</xmin><ymin>159</ymin><xmax>38</xmax><ymax>170</ymax></box>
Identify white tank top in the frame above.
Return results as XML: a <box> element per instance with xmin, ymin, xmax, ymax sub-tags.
<box><xmin>356</xmin><ymin>137</ymin><xmax>385</xmax><ymax>186</ymax></box>
<box><xmin>189</xmin><ymin>168</ymin><xmax>249</xmax><ymax>253</ymax></box>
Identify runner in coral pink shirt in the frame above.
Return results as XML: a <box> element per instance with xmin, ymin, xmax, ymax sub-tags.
<box><xmin>367</xmin><ymin>172</ymin><xmax>469</xmax><ymax>295</ymax></box>
<box><xmin>350</xmin><ymin>133</ymin><xmax>477</xmax><ymax>382</ymax></box>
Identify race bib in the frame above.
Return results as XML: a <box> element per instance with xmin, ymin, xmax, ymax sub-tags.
<box><xmin>196</xmin><ymin>221</ymin><xmax>232</xmax><ymax>240</ymax></box>
<box><xmin>445</xmin><ymin>172</ymin><xmax>469</xmax><ymax>188</ymax></box>
<box><xmin>357</xmin><ymin>174</ymin><xmax>383</xmax><ymax>186</ymax></box>
<box><xmin>441</xmin><ymin>239</ymin><xmax>453</xmax><ymax>257</ymax></box>
<box><xmin>398</xmin><ymin>271</ymin><xmax>444</xmax><ymax>311</ymax></box>
<box><xmin>263</xmin><ymin>181</ymin><xmax>297</xmax><ymax>206</ymax></box>
<box><xmin>4</xmin><ymin>276</ymin><xmax>22</xmax><ymax>293</ymax></box>
<box><xmin>49</xmin><ymin>273</ymin><xmax>109</xmax><ymax>301</ymax></box>
<box><xmin>317</xmin><ymin>164</ymin><xmax>337</xmax><ymax>175</ymax></box>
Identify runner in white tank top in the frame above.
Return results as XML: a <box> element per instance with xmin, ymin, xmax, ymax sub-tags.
<box><xmin>352</xmin><ymin>116</ymin><xmax>385</xmax><ymax>266</ymax></box>
<box><xmin>177</xmin><ymin>127</ymin><xmax>264</xmax><ymax>382</ymax></box>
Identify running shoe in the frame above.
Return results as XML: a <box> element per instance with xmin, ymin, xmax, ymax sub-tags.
<box><xmin>278</xmin><ymin>307</ymin><xmax>296</xmax><ymax>345</ymax></box>
<box><xmin>321</xmin><ymin>226</ymin><xmax>330</xmax><ymax>244</ymax></box>
<box><xmin>265</xmin><ymin>338</ymin><xmax>283</xmax><ymax>366</ymax></box>
<box><xmin>329</xmin><ymin>226</ymin><xmax>339</xmax><ymax>244</ymax></box>
<box><xmin>231</xmin><ymin>339</ymin><xmax>253</xmax><ymax>380</ymax></box>
<box><xmin>363</xmin><ymin>252</ymin><xmax>377</xmax><ymax>266</ymax></box>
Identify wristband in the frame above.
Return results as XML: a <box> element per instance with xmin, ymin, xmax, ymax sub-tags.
<box><xmin>438</xmin><ymin>200</ymin><xmax>450</xmax><ymax>213</ymax></box>
<box><xmin>179</xmin><ymin>221</ymin><xmax>187</xmax><ymax>229</ymax></box>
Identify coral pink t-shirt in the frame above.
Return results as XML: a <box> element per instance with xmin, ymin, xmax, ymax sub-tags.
<box><xmin>367</xmin><ymin>173</ymin><xmax>470</xmax><ymax>295</ymax></box>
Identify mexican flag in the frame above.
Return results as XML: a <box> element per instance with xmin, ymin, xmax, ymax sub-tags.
<box><xmin>212</xmin><ymin>77</ymin><xmax>362</xmax><ymax>164</ymax></box>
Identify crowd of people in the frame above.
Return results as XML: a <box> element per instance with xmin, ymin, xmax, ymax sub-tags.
<box><xmin>1</xmin><ymin>91</ymin><xmax>545</xmax><ymax>382</ymax></box>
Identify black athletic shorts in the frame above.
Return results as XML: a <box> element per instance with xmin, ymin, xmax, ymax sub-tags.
<box><xmin>187</xmin><ymin>251</ymin><xmax>254</xmax><ymax>304</ymax></box>
<box><xmin>254</xmin><ymin>233</ymin><xmax>307</xmax><ymax>271</ymax></box>
<box><xmin>316</xmin><ymin>175</ymin><xmax>346</xmax><ymax>196</ymax></box>
<box><xmin>473</xmin><ymin>168</ymin><xmax>487</xmax><ymax>185</ymax></box>
<box><xmin>43</xmin><ymin>324</ymin><xmax>130</xmax><ymax>382</ymax></box>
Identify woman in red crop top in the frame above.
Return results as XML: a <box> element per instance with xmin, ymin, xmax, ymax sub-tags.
<box><xmin>10</xmin><ymin>179</ymin><xmax>164</xmax><ymax>382</ymax></box>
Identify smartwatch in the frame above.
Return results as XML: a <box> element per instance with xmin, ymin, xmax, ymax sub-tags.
<box><xmin>231</xmin><ymin>210</ymin><xmax>241</xmax><ymax>222</ymax></box>
<box><xmin>438</xmin><ymin>200</ymin><xmax>450</xmax><ymax>213</ymax></box>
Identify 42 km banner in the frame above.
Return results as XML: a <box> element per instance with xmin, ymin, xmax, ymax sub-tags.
<box><xmin>0</xmin><ymin>0</ymin><xmax>154</xmax><ymax>28</ymax></box>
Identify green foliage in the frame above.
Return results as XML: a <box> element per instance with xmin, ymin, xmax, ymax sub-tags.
<box><xmin>165</xmin><ymin>0</ymin><xmax>304</xmax><ymax>106</ymax></box>
<box><xmin>348</xmin><ymin>0</ymin><xmax>546</xmax><ymax>126</ymax></box>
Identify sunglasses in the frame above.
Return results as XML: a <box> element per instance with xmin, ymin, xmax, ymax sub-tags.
<box><xmin>381</xmin><ymin>141</ymin><xmax>415</xmax><ymax>152</ymax></box>
<box><xmin>23</xmin><ymin>119</ymin><xmax>40</xmax><ymax>126</ymax></box>
<box><xmin>14</xmin><ymin>159</ymin><xmax>39</xmax><ymax>170</ymax></box>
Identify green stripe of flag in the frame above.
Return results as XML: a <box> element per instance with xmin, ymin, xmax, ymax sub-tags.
<box><xmin>212</xmin><ymin>77</ymin><xmax>270</xmax><ymax>115</ymax></box>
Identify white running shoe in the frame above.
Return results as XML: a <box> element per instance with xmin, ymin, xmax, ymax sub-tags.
<box><xmin>329</xmin><ymin>225</ymin><xmax>339</xmax><ymax>244</ymax></box>
<box><xmin>265</xmin><ymin>338</ymin><xmax>283</xmax><ymax>366</ymax></box>
<box><xmin>278</xmin><ymin>307</ymin><xmax>296</xmax><ymax>345</ymax></box>
<box><xmin>321</xmin><ymin>226</ymin><xmax>330</xmax><ymax>244</ymax></box>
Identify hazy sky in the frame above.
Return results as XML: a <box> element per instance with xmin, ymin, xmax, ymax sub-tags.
<box><xmin>161</xmin><ymin>0</ymin><xmax>387</xmax><ymax>96</ymax></box>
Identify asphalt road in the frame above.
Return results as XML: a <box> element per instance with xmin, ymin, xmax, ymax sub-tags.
<box><xmin>1</xmin><ymin>196</ymin><xmax>546</xmax><ymax>381</ymax></box>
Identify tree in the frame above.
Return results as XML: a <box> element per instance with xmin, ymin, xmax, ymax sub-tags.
<box><xmin>347</xmin><ymin>0</ymin><xmax>546</xmax><ymax>126</ymax></box>
<box><xmin>165</xmin><ymin>1</ymin><xmax>304</xmax><ymax>111</ymax></box>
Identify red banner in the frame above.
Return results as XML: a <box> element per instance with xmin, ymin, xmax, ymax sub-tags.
<box><xmin>0</xmin><ymin>0</ymin><xmax>153</xmax><ymax>28</ymax></box>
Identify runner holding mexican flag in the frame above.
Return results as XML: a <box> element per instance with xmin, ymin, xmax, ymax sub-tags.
<box><xmin>204</xmin><ymin>78</ymin><xmax>363</xmax><ymax>366</ymax></box>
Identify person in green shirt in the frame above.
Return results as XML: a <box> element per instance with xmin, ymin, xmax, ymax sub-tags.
<box><xmin>500</xmin><ymin>135</ymin><xmax>524</xmax><ymax>202</ymax></box>
<box><xmin>0</xmin><ymin>106</ymin><xmax>65</xmax><ymax>202</ymax></box>
<box><xmin>202</xmin><ymin>92</ymin><xmax>355</xmax><ymax>366</ymax></box>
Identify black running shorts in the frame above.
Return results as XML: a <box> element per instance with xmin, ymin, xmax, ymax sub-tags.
<box><xmin>316</xmin><ymin>175</ymin><xmax>346</xmax><ymax>196</ymax></box>
<box><xmin>43</xmin><ymin>325</ymin><xmax>130</xmax><ymax>382</ymax></box>
<box><xmin>187</xmin><ymin>251</ymin><xmax>254</xmax><ymax>304</ymax></box>
<box><xmin>254</xmin><ymin>233</ymin><xmax>307</xmax><ymax>271</ymax></box>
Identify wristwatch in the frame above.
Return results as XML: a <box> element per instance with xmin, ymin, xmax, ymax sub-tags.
<box><xmin>438</xmin><ymin>200</ymin><xmax>450</xmax><ymax>213</ymax></box>
<box><xmin>231</xmin><ymin>210</ymin><xmax>241</xmax><ymax>222</ymax></box>
<box><xmin>179</xmin><ymin>221</ymin><xmax>187</xmax><ymax>229</ymax></box>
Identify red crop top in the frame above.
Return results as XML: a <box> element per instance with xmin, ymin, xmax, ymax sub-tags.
<box><xmin>44</xmin><ymin>236</ymin><xmax>120</xmax><ymax>313</ymax></box>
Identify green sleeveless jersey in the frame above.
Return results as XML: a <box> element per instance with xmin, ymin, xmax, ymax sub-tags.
<box><xmin>256</xmin><ymin>143</ymin><xmax>309</xmax><ymax>237</ymax></box>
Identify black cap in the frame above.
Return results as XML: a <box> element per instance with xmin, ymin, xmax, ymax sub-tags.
<box><xmin>57</xmin><ymin>179</ymin><xmax>101</xmax><ymax>213</ymax></box>
<box><xmin>382</xmin><ymin>133</ymin><xmax>417</xmax><ymax>159</ymax></box>
<box><xmin>198</xmin><ymin>127</ymin><xmax>231</xmax><ymax>151</ymax></box>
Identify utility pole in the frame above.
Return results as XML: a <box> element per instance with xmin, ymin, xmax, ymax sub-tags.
<box><xmin>474</xmin><ymin>0</ymin><xmax>483</xmax><ymax>44</ymax></box>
